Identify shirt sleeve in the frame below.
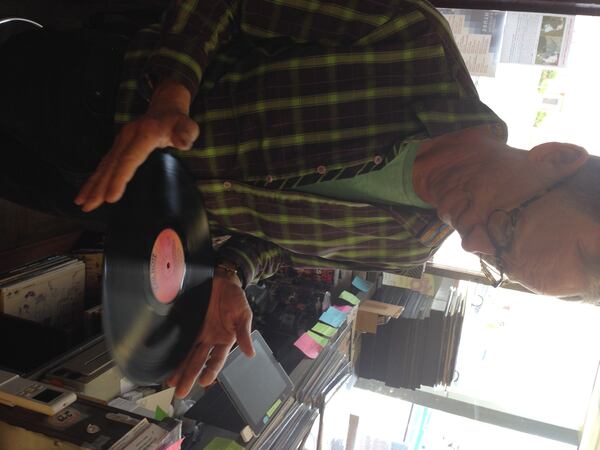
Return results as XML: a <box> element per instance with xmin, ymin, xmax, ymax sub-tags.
<box><xmin>216</xmin><ymin>234</ymin><xmax>291</xmax><ymax>287</ymax></box>
<box><xmin>145</xmin><ymin>0</ymin><xmax>242</xmax><ymax>98</ymax></box>
<box><xmin>240</xmin><ymin>0</ymin><xmax>429</xmax><ymax>47</ymax></box>
<box><xmin>145</xmin><ymin>0</ymin><xmax>434</xmax><ymax>98</ymax></box>
<box><xmin>216</xmin><ymin>231</ymin><xmax>438</xmax><ymax>287</ymax></box>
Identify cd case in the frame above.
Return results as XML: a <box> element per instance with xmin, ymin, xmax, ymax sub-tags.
<box><xmin>185</xmin><ymin>331</ymin><xmax>294</xmax><ymax>437</ymax></box>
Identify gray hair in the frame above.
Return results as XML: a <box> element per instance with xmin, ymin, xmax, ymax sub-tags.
<box><xmin>561</xmin><ymin>155</ymin><xmax>600</xmax><ymax>304</ymax></box>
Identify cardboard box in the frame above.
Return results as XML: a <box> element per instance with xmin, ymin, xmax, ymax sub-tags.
<box><xmin>355</xmin><ymin>300</ymin><xmax>403</xmax><ymax>334</ymax></box>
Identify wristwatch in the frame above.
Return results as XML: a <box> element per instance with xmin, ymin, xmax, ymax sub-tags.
<box><xmin>215</xmin><ymin>259</ymin><xmax>239</xmax><ymax>276</ymax></box>
<box><xmin>215</xmin><ymin>259</ymin><xmax>245</xmax><ymax>287</ymax></box>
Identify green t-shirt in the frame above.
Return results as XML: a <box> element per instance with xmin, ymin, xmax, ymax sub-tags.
<box><xmin>294</xmin><ymin>138</ymin><xmax>432</xmax><ymax>209</ymax></box>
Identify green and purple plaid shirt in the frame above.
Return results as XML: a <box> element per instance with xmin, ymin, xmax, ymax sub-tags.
<box><xmin>115</xmin><ymin>0</ymin><xmax>507</xmax><ymax>285</ymax></box>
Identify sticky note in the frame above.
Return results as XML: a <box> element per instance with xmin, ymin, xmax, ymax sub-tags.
<box><xmin>312</xmin><ymin>322</ymin><xmax>337</xmax><ymax>337</ymax></box>
<box><xmin>339</xmin><ymin>290</ymin><xmax>360</xmax><ymax>305</ymax></box>
<box><xmin>319</xmin><ymin>307</ymin><xmax>347</xmax><ymax>328</ymax></box>
<box><xmin>352</xmin><ymin>276</ymin><xmax>373</xmax><ymax>292</ymax></box>
<box><xmin>267</xmin><ymin>398</ymin><xmax>282</xmax><ymax>417</ymax></box>
<box><xmin>308</xmin><ymin>330</ymin><xmax>329</xmax><ymax>347</ymax></box>
<box><xmin>205</xmin><ymin>437</ymin><xmax>244</xmax><ymax>450</ymax></box>
<box><xmin>165</xmin><ymin>438</ymin><xmax>185</xmax><ymax>450</ymax></box>
<box><xmin>334</xmin><ymin>305</ymin><xmax>353</xmax><ymax>313</ymax></box>
<box><xmin>294</xmin><ymin>332</ymin><xmax>323</xmax><ymax>359</ymax></box>
<box><xmin>155</xmin><ymin>405</ymin><xmax>168</xmax><ymax>421</ymax></box>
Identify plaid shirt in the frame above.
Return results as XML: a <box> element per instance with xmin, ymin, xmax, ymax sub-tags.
<box><xmin>115</xmin><ymin>0</ymin><xmax>507</xmax><ymax>285</ymax></box>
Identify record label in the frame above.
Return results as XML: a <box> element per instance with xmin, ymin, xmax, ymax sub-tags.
<box><xmin>149</xmin><ymin>228</ymin><xmax>186</xmax><ymax>304</ymax></box>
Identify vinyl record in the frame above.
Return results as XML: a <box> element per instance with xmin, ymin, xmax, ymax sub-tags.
<box><xmin>102</xmin><ymin>150</ymin><xmax>214</xmax><ymax>384</ymax></box>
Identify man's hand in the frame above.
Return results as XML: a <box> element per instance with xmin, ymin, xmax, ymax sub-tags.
<box><xmin>167</xmin><ymin>267</ymin><xmax>255</xmax><ymax>398</ymax></box>
<box><xmin>74</xmin><ymin>80</ymin><xmax>199</xmax><ymax>212</ymax></box>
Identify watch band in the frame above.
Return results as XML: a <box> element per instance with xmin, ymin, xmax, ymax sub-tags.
<box><xmin>215</xmin><ymin>260</ymin><xmax>238</xmax><ymax>275</ymax></box>
<box><xmin>215</xmin><ymin>259</ymin><xmax>246</xmax><ymax>287</ymax></box>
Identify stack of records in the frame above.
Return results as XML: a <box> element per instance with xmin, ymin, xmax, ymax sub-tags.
<box><xmin>293</xmin><ymin>324</ymin><xmax>353</xmax><ymax>407</ymax></box>
<box><xmin>248</xmin><ymin>324</ymin><xmax>353</xmax><ymax>449</ymax></box>
<box><xmin>0</xmin><ymin>255</ymin><xmax>85</xmax><ymax>327</ymax></box>
<box><xmin>370</xmin><ymin>285</ymin><xmax>434</xmax><ymax>320</ymax></box>
<box><xmin>358</xmin><ymin>282</ymin><xmax>465</xmax><ymax>390</ymax></box>
<box><xmin>247</xmin><ymin>398</ymin><xmax>317</xmax><ymax>450</ymax></box>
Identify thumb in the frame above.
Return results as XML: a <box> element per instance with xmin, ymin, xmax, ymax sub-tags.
<box><xmin>235</xmin><ymin>309</ymin><xmax>255</xmax><ymax>358</ymax></box>
<box><xmin>171</xmin><ymin>117</ymin><xmax>200</xmax><ymax>150</ymax></box>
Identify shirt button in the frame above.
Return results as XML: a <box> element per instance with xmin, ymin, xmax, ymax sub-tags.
<box><xmin>373</xmin><ymin>155</ymin><xmax>383</xmax><ymax>165</ymax></box>
<box><xmin>317</xmin><ymin>165</ymin><xmax>327</xmax><ymax>175</ymax></box>
<box><xmin>266</xmin><ymin>175</ymin><xmax>274</xmax><ymax>184</ymax></box>
<box><xmin>223</xmin><ymin>181</ymin><xmax>232</xmax><ymax>190</ymax></box>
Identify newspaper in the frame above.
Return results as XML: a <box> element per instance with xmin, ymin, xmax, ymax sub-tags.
<box><xmin>500</xmin><ymin>12</ymin><xmax>575</xmax><ymax>66</ymax></box>
<box><xmin>439</xmin><ymin>8</ymin><xmax>507</xmax><ymax>77</ymax></box>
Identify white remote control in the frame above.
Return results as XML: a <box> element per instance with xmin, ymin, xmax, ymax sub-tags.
<box><xmin>0</xmin><ymin>370</ymin><xmax>77</xmax><ymax>415</ymax></box>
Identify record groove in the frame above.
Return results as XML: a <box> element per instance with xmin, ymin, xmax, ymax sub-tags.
<box><xmin>102</xmin><ymin>150</ymin><xmax>214</xmax><ymax>384</ymax></box>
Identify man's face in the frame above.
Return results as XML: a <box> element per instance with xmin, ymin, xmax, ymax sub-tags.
<box><xmin>445</xmin><ymin>177</ymin><xmax>598</xmax><ymax>298</ymax></box>
<box><xmin>432</xmin><ymin>142</ymin><xmax>596</xmax><ymax>297</ymax></box>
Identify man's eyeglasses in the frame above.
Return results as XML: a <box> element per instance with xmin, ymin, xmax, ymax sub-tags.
<box><xmin>480</xmin><ymin>177</ymin><xmax>571</xmax><ymax>288</ymax></box>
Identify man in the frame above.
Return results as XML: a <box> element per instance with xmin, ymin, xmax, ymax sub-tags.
<box><xmin>1</xmin><ymin>0</ymin><xmax>598</xmax><ymax>399</ymax></box>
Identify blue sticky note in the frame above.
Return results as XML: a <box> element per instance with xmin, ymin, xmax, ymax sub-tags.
<box><xmin>352</xmin><ymin>276</ymin><xmax>373</xmax><ymax>293</ymax></box>
<box><xmin>319</xmin><ymin>307</ymin><xmax>347</xmax><ymax>328</ymax></box>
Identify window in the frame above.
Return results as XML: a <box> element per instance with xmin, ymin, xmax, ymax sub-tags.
<box><xmin>312</xmin><ymin>10</ymin><xmax>600</xmax><ymax>450</ymax></box>
<box><xmin>428</xmin><ymin>9</ymin><xmax>600</xmax><ymax>448</ymax></box>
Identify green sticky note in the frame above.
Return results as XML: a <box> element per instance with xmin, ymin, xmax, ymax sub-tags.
<box><xmin>339</xmin><ymin>290</ymin><xmax>360</xmax><ymax>305</ymax></box>
<box><xmin>205</xmin><ymin>437</ymin><xmax>244</xmax><ymax>450</ymax></box>
<box><xmin>155</xmin><ymin>405</ymin><xmax>168</xmax><ymax>421</ymax></box>
<box><xmin>266</xmin><ymin>398</ymin><xmax>282</xmax><ymax>417</ymax></box>
<box><xmin>308</xmin><ymin>330</ymin><xmax>329</xmax><ymax>347</ymax></box>
<box><xmin>312</xmin><ymin>322</ymin><xmax>337</xmax><ymax>337</ymax></box>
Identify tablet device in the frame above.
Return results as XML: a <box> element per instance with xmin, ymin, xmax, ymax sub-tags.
<box><xmin>217</xmin><ymin>330</ymin><xmax>294</xmax><ymax>436</ymax></box>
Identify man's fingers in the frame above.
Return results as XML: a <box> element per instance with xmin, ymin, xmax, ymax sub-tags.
<box><xmin>75</xmin><ymin>149</ymin><xmax>119</xmax><ymax>207</ymax></box>
<box><xmin>75</xmin><ymin>128</ymin><xmax>134</xmax><ymax>210</ymax></box>
<box><xmin>104</xmin><ymin>131</ymin><xmax>161</xmax><ymax>203</ymax></box>
<box><xmin>75</xmin><ymin>115</ymin><xmax>198</xmax><ymax>211</ymax></box>
<box><xmin>171</xmin><ymin>119</ymin><xmax>200</xmax><ymax>150</ymax></box>
<box><xmin>166</xmin><ymin>367</ymin><xmax>183</xmax><ymax>390</ymax></box>
<box><xmin>236</xmin><ymin>310</ymin><xmax>255</xmax><ymax>358</ymax></box>
<box><xmin>166</xmin><ymin>353</ymin><xmax>188</xmax><ymax>390</ymax></box>
<box><xmin>174</xmin><ymin>342</ymin><xmax>211</xmax><ymax>398</ymax></box>
<box><xmin>82</xmin><ymin>154</ymin><xmax>121</xmax><ymax>212</ymax></box>
<box><xmin>198</xmin><ymin>344</ymin><xmax>231</xmax><ymax>387</ymax></box>
<box><xmin>74</xmin><ymin>165</ymin><xmax>104</xmax><ymax>206</ymax></box>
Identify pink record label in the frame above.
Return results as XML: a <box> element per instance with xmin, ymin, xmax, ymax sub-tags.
<box><xmin>150</xmin><ymin>228</ymin><xmax>186</xmax><ymax>304</ymax></box>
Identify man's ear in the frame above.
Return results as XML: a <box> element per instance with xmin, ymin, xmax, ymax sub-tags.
<box><xmin>528</xmin><ymin>142</ymin><xmax>589</xmax><ymax>175</ymax></box>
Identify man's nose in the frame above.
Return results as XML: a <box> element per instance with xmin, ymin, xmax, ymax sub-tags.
<box><xmin>460</xmin><ymin>225</ymin><xmax>496</xmax><ymax>255</ymax></box>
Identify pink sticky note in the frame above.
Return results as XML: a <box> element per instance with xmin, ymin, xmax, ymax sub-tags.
<box><xmin>294</xmin><ymin>332</ymin><xmax>323</xmax><ymax>359</ymax></box>
<box><xmin>165</xmin><ymin>438</ymin><xmax>185</xmax><ymax>450</ymax></box>
<box><xmin>334</xmin><ymin>305</ymin><xmax>353</xmax><ymax>313</ymax></box>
